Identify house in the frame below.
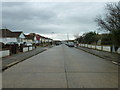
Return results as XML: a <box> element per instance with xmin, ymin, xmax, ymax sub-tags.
<box><xmin>24</xmin><ymin>33</ymin><xmax>41</xmax><ymax>44</ymax></box>
<box><xmin>45</xmin><ymin>37</ymin><xmax>49</xmax><ymax>43</ymax></box>
<box><xmin>24</xmin><ymin>33</ymin><xmax>53</xmax><ymax>45</ymax></box>
<box><xmin>49</xmin><ymin>38</ymin><xmax>53</xmax><ymax>43</ymax></box>
<box><xmin>40</xmin><ymin>36</ymin><xmax>45</xmax><ymax>44</ymax></box>
<box><xmin>0</xmin><ymin>29</ymin><xmax>25</xmax><ymax>44</ymax></box>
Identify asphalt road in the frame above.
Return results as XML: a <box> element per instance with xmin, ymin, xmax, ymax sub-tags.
<box><xmin>2</xmin><ymin>44</ymin><xmax>118</xmax><ymax>88</ymax></box>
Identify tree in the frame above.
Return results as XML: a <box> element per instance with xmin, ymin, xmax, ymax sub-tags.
<box><xmin>75</xmin><ymin>36</ymin><xmax>83</xmax><ymax>43</ymax></box>
<box><xmin>95</xmin><ymin>1</ymin><xmax>120</xmax><ymax>46</ymax></box>
<box><xmin>101</xmin><ymin>34</ymin><xmax>112</xmax><ymax>45</ymax></box>
<box><xmin>82</xmin><ymin>31</ymin><xmax>99</xmax><ymax>44</ymax></box>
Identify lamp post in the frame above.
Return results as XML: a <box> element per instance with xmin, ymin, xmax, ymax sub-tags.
<box><xmin>67</xmin><ymin>33</ymin><xmax>69</xmax><ymax>42</ymax></box>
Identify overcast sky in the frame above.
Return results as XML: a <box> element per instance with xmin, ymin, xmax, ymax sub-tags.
<box><xmin>1</xmin><ymin>2</ymin><xmax>111</xmax><ymax>40</ymax></box>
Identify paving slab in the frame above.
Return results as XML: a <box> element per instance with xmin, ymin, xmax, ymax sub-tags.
<box><xmin>3</xmin><ymin>72</ymin><xmax>67</xmax><ymax>88</ymax></box>
<box><xmin>67</xmin><ymin>73</ymin><xmax>118</xmax><ymax>88</ymax></box>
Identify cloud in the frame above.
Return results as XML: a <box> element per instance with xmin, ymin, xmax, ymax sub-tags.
<box><xmin>2</xmin><ymin>2</ymin><xmax>106</xmax><ymax>40</ymax></box>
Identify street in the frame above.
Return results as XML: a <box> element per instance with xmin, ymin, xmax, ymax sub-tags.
<box><xmin>2</xmin><ymin>44</ymin><xmax>118</xmax><ymax>88</ymax></box>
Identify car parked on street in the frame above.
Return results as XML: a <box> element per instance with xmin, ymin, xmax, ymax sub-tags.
<box><xmin>67</xmin><ymin>42</ymin><xmax>74</xmax><ymax>47</ymax></box>
<box><xmin>25</xmin><ymin>42</ymin><xmax>32</xmax><ymax>46</ymax></box>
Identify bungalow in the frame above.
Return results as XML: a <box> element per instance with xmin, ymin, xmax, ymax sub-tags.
<box><xmin>24</xmin><ymin>33</ymin><xmax>53</xmax><ymax>45</ymax></box>
<box><xmin>0</xmin><ymin>29</ymin><xmax>25</xmax><ymax>44</ymax></box>
<box><xmin>45</xmin><ymin>37</ymin><xmax>49</xmax><ymax>43</ymax></box>
<box><xmin>24</xmin><ymin>33</ymin><xmax>41</xmax><ymax>44</ymax></box>
<box><xmin>40</xmin><ymin>36</ymin><xmax>46</xmax><ymax>44</ymax></box>
<box><xmin>48</xmin><ymin>38</ymin><xmax>53</xmax><ymax>43</ymax></box>
<box><xmin>46</xmin><ymin>38</ymin><xmax>52</xmax><ymax>43</ymax></box>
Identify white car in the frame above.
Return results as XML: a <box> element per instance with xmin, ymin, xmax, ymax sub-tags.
<box><xmin>25</xmin><ymin>42</ymin><xmax>32</xmax><ymax>46</ymax></box>
<box><xmin>67</xmin><ymin>42</ymin><xmax>74</xmax><ymax>47</ymax></box>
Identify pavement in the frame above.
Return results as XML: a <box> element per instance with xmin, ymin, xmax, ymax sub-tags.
<box><xmin>2</xmin><ymin>46</ymin><xmax>53</xmax><ymax>71</ymax></box>
<box><xmin>77</xmin><ymin>46</ymin><xmax>120</xmax><ymax>64</ymax></box>
<box><xmin>2</xmin><ymin>44</ymin><xmax>118</xmax><ymax>88</ymax></box>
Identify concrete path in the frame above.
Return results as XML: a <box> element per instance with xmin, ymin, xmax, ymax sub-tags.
<box><xmin>2</xmin><ymin>44</ymin><xmax>118</xmax><ymax>88</ymax></box>
<box><xmin>2</xmin><ymin>46</ymin><xmax>52</xmax><ymax>70</ymax></box>
<box><xmin>77</xmin><ymin>46</ymin><xmax>120</xmax><ymax>63</ymax></box>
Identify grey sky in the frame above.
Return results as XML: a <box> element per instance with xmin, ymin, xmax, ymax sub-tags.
<box><xmin>2</xmin><ymin>2</ymin><xmax>107</xmax><ymax>40</ymax></box>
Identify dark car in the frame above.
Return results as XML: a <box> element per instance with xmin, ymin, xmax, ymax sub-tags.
<box><xmin>6</xmin><ymin>42</ymin><xmax>19</xmax><ymax>45</ymax></box>
<box><xmin>5</xmin><ymin>42</ymin><xmax>19</xmax><ymax>47</ymax></box>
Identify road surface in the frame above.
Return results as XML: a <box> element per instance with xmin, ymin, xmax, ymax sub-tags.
<box><xmin>3</xmin><ymin>44</ymin><xmax>118</xmax><ymax>88</ymax></box>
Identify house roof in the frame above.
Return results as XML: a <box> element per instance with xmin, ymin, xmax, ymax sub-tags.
<box><xmin>24</xmin><ymin>34</ymin><xmax>34</xmax><ymax>40</ymax></box>
<box><xmin>0</xmin><ymin>29</ymin><xmax>23</xmax><ymax>38</ymax></box>
<box><xmin>24</xmin><ymin>33</ymin><xmax>46</xmax><ymax>40</ymax></box>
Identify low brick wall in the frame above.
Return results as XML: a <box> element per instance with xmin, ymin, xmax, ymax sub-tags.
<box><xmin>23</xmin><ymin>46</ymin><xmax>34</xmax><ymax>52</ymax></box>
<box><xmin>96</xmin><ymin>45</ymin><xmax>102</xmax><ymax>50</ymax></box>
<box><xmin>29</xmin><ymin>47</ymin><xmax>32</xmax><ymax>51</ymax></box>
<box><xmin>103</xmin><ymin>46</ymin><xmax>111</xmax><ymax>52</ymax></box>
<box><xmin>23</xmin><ymin>47</ymin><xmax>28</xmax><ymax>52</ymax></box>
<box><xmin>117</xmin><ymin>48</ymin><xmax>120</xmax><ymax>54</ymax></box>
<box><xmin>0</xmin><ymin>50</ymin><xmax>10</xmax><ymax>58</ymax></box>
<box><xmin>79</xmin><ymin>44</ymin><xmax>120</xmax><ymax>54</ymax></box>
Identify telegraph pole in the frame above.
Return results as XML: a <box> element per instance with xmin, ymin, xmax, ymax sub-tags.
<box><xmin>67</xmin><ymin>33</ymin><xmax>69</xmax><ymax>42</ymax></box>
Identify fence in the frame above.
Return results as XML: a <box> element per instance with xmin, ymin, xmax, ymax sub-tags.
<box><xmin>79</xmin><ymin>44</ymin><xmax>120</xmax><ymax>54</ymax></box>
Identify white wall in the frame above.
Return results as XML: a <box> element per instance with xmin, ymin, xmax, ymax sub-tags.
<box><xmin>92</xmin><ymin>45</ymin><xmax>96</xmax><ymax>49</ymax></box>
<box><xmin>96</xmin><ymin>45</ymin><xmax>102</xmax><ymax>50</ymax></box>
<box><xmin>23</xmin><ymin>47</ymin><xmax>28</xmax><ymax>52</ymax></box>
<box><xmin>23</xmin><ymin>39</ymin><xmax>33</xmax><ymax>43</ymax></box>
<box><xmin>117</xmin><ymin>48</ymin><xmax>120</xmax><ymax>54</ymax></box>
<box><xmin>0</xmin><ymin>50</ymin><xmax>10</xmax><ymax>58</ymax></box>
<box><xmin>103</xmin><ymin>46</ymin><xmax>111</xmax><ymax>52</ymax></box>
<box><xmin>79</xmin><ymin>44</ymin><xmax>120</xmax><ymax>54</ymax></box>
<box><xmin>34</xmin><ymin>36</ymin><xmax>37</xmax><ymax>41</ymax></box>
<box><xmin>29</xmin><ymin>47</ymin><xmax>32</xmax><ymax>50</ymax></box>
<box><xmin>85</xmin><ymin>44</ymin><xmax>87</xmax><ymax>47</ymax></box>
<box><xmin>88</xmin><ymin>45</ymin><xmax>92</xmax><ymax>48</ymax></box>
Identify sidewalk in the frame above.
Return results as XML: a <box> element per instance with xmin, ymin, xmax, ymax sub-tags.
<box><xmin>2</xmin><ymin>46</ymin><xmax>53</xmax><ymax>71</ymax></box>
<box><xmin>77</xmin><ymin>46</ymin><xmax>120</xmax><ymax>65</ymax></box>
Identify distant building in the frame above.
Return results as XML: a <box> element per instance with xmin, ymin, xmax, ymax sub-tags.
<box><xmin>0</xmin><ymin>29</ymin><xmax>25</xmax><ymax>44</ymax></box>
<box><xmin>24</xmin><ymin>33</ymin><xmax>48</xmax><ymax>44</ymax></box>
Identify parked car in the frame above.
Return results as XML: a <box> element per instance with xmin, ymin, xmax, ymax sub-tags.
<box><xmin>55</xmin><ymin>42</ymin><xmax>61</xmax><ymax>46</ymax></box>
<box><xmin>25</xmin><ymin>42</ymin><xmax>32</xmax><ymax>46</ymax></box>
<box><xmin>6</xmin><ymin>42</ymin><xmax>19</xmax><ymax>46</ymax></box>
<box><xmin>67</xmin><ymin>42</ymin><xmax>74</xmax><ymax>47</ymax></box>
